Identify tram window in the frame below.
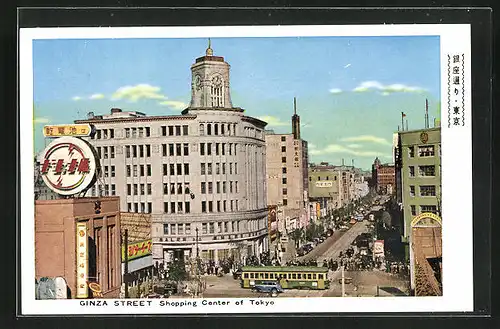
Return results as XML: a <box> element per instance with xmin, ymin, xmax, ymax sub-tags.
<box><xmin>260</xmin><ymin>273</ymin><xmax>265</xmax><ymax>279</ymax></box>
<box><xmin>264</xmin><ymin>273</ymin><xmax>269</xmax><ymax>279</ymax></box>
<box><xmin>307</xmin><ymin>274</ymin><xmax>312</xmax><ymax>279</ymax></box>
<box><xmin>250</xmin><ymin>273</ymin><xmax>254</xmax><ymax>279</ymax></box>
<box><xmin>269</xmin><ymin>273</ymin><xmax>274</xmax><ymax>279</ymax></box>
<box><xmin>288</xmin><ymin>273</ymin><xmax>292</xmax><ymax>279</ymax></box>
<box><xmin>292</xmin><ymin>273</ymin><xmax>297</xmax><ymax>279</ymax></box>
<box><xmin>297</xmin><ymin>273</ymin><xmax>302</xmax><ymax>279</ymax></box>
<box><xmin>318</xmin><ymin>274</ymin><xmax>323</xmax><ymax>280</ymax></box>
<box><xmin>243</xmin><ymin>273</ymin><xmax>249</xmax><ymax>279</ymax></box>
<box><xmin>312</xmin><ymin>274</ymin><xmax>317</xmax><ymax>279</ymax></box>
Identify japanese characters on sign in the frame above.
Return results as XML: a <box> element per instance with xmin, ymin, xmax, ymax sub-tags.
<box><xmin>293</xmin><ymin>140</ymin><xmax>300</xmax><ymax>168</ymax></box>
<box><xmin>39</xmin><ymin>136</ymin><xmax>98</xmax><ymax>196</ymax></box>
<box><xmin>43</xmin><ymin>124</ymin><xmax>93</xmax><ymax>138</ymax></box>
<box><xmin>76</xmin><ymin>222</ymin><xmax>88</xmax><ymax>299</ymax></box>
<box><xmin>448</xmin><ymin>53</ymin><xmax>465</xmax><ymax>127</ymax></box>
<box><xmin>315</xmin><ymin>181</ymin><xmax>333</xmax><ymax>188</ymax></box>
<box><xmin>121</xmin><ymin>240</ymin><xmax>153</xmax><ymax>262</ymax></box>
<box><xmin>373</xmin><ymin>240</ymin><xmax>385</xmax><ymax>258</ymax></box>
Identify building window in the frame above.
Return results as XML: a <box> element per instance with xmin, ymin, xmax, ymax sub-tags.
<box><xmin>419</xmin><ymin>145</ymin><xmax>435</xmax><ymax>157</ymax></box>
<box><xmin>146</xmin><ymin>145</ymin><xmax>151</xmax><ymax>157</ymax></box>
<box><xmin>209</xmin><ymin>222</ymin><xmax>214</xmax><ymax>233</ymax></box>
<box><xmin>133</xmin><ymin>165</ymin><xmax>138</xmax><ymax>177</ymax></box>
<box><xmin>127</xmin><ymin>184</ymin><xmax>131</xmax><ymax>195</ymax></box>
<box><xmin>235</xmin><ymin>181</ymin><xmax>238</xmax><ymax>193</ymax></box>
<box><xmin>163</xmin><ymin>224</ymin><xmax>169</xmax><ymax>234</ymax></box>
<box><xmin>147</xmin><ymin>164</ymin><xmax>151</xmax><ymax>176</ymax></box>
<box><xmin>282</xmin><ymin>157</ymin><xmax>286</xmax><ymax>163</ymax></box>
<box><xmin>139</xmin><ymin>145</ymin><xmax>144</xmax><ymax>157</ymax></box>
<box><xmin>163</xmin><ymin>164</ymin><xmax>168</xmax><ymax>176</ymax></box>
<box><xmin>217</xmin><ymin>200</ymin><xmax>221</xmax><ymax>212</ymax></box>
<box><xmin>131</xmin><ymin>128</ymin><xmax>137</xmax><ymax>138</ymax></box>
<box><xmin>208</xmin><ymin>182</ymin><xmax>213</xmax><ymax>194</ymax></box>
<box><xmin>309</xmin><ymin>177</ymin><xmax>312</xmax><ymax>182</ymax></box>
<box><xmin>216</xmin><ymin>163</ymin><xmax>220</xmax><ymax>175</ymax></box>
<box><xmin>410</xmin><ymin>205</ymin><xmax>416</xmax><ymax>216</ymax></box>
<box><xmin>283</xmin><ymin>188</ymin><xmax>287</xmax><ymax>195</ymax></box>
<box><xmin>229</xmin><ymin>181</ymin><xmax>233</xmax><ymax>193</ymax></box>
<box><xmin>235</xmin><ymin>200</ymin><xmax>239</xmax><ymax>211</ymax></box>
<box><xmin>147</xmin><ymin>183</ymin><xmax>152</xmax><ymax>195</ymax></box>
<box><xmin>419</xmin><ymin>165</ymin><xmax>435</xmax><ymax>177</ymax></box>
<box><xmin>182</xmin><ymin>125</ymin><xmax>188</xmax><ymax>136</ymax></box>
<box><xmin>161</xmin><ymin>126</ymin><xmax>167</xmax><ymax>136</ymax></box>
<box><xmin>409</xmin><ymin>166</ymin><xmax>415</xmax><ymax>177</ymax></box>
<box><xmin>223</xmin><ymin>200</ymin><xmax>227</xmax><ymax>212</ymax></box>
<box><xmin>207</xmin><ymin>163</ymin><xmax>212</xmax><ymax>175</ymax></box>
<box><xmin>201</xmin><ymin>163</ymin><xmax>206</xmax><ymax>175</ymax></box>
<box><xmin>176</xmin><ymin>143</ymin><xmax>182</xmax><ymax>156</ymax></box>
<box><xmin>202</xmin><ymin>201</ymin><xmax>207</xmax><ymax>213</ymax></box>
<box><xmin>228</xmin><ymin>143</ymin><xmax>232</xmax><ymax>156</ymax></box>
<box><xmin>125</xmin><ymin>146</ymin><xmax>130</xmax><ymax>158</ymax></box>
<box><xmin>170</xmin><ymin>183</ymin><xmax>175</xmax><ymax>194</ymax></box>
<box><xmin>281</xmin><ymin>146</ymin><xmax>286</xmax><ymax>152</ymax></box>
<box><xmin>283</xmin><ymin>199</ymin><xmax>288</xmax><ymax>206</ymax></box>
<box><xmin>110</xmin><ymin>146</ymin><xmax>115</xmax><ymax>158</ymax></box>
<box><xmin>199</xmin><ymin>124</ymin><xmax>205</xmax><ymax>136</ymax></box>
<box><xmin>184</xmin><ymin>164</ymin><xmax>190</xmax><ymax>175</ymax></box>
<box><xmin>317</xmin><ymin>176</ymin><xmax>321</xmax><ymax>181</ymax></box>
<box><xmin>177</xmin><ymin>163</ymin><xmax>182</xmax><ymax>175</ymax></box>
<box><xmin>125</xmin><ymin>128</ymin><xmax>130</xmax><ymax>138</ymax></box>
<box><xmin>229</xmin><ymin>163</ymin><xmax>233</xmax><ymax>175</ymax></box>
<box><xmin>209</xmin><ymin>201</ymin><xmax>213</xmax><ymax>212</ymax></box>
<box><xmin>147</xmin><ymin>202</ymin><xmax>152</xmax><ymax>213</ymax></box>
<box><xmin>140</xmin><ymin>184</ymin><xmax>145</xmax><ymax>195</ymax></box>
<box><xmin>170</xmin><ymin>224</ymin><xmax>176</xmax><ymax>235</ymax></box>
<box><xmin>163</xmin><ymin>183</ymin><xmax>168</xmax><ymax>194</ymax></box>
<box><xmin>409</xmin><ymin>185</ymin><xmax>415</xmax><ymax>197</ymax></box>
<box><xmin>223</xmin><ymin>181</ymin><xmax>227</xmax><ymax>193</ymax></box>
<box><xmin>207</xmin><ymin>124</ymin><xmax>212</xmax><ymax>135</ymax></box>
<box><xmin>169</xmin><ymin>144</ymin><xmax>175</xmax><ymax>156</ymax></box>
<box><xmin>170</xmin><ymin>202</ymin><xmax>176</xmax><ymax>214</ymax></box>
<box><xmin>132</xmin><ymin>145</ymin><xmax>137</xmax><ymax>157</ymax></box>
<box><xmin>222</xmin><ymin>163</ymin><xmax>226</xmax><ymax>175</ymax></box>
<box><xmin>168</xmin><ymin>126</ymin><xmax>174</xmax><ymax>136</ymax></box>
<box><xmin>216</xmin><ymin>143</ymin><xmax>220</xmax><ymax>155</ymax></box>
<box><xmin>420</xmin><ymin>185</ymin><xmax>436</xmax><ymax>196</ymax></box>
<box><xmin>185</xmin><ymin>202</ymin><xmax>190</xmax><ymax>214</ymax></box>
<box><xmin>282</xmin><ymin>167</ymin><xmax>287</xmax><ymax>174</ymax></box>
<box><xmin>235</xmin><ymin>163</ymin><xmax>238</xmax><ymax>174</ymax></box>
<box><xmin>169</xmin><ymin>164</ymin><xmax>175</xmax><ymax>175</ymax></box>
<box><xmin>183</xmin><ymin>143</ymin><xmax>189</xmax><ymax>156</ymax></box>
<box><xmin>207</xmin><ymin>143</ymin><xmax>212</xmax><ymax>155</ymax></box>
<box><xmin>408</xmin><ymin>146</ymin><xmax>415</xmax><ymax>158</ymax></box>
<box><xmin>421</xmin><ymin>205</ymin><xmax>438</xmax><ymax>214</ymax></box>
<box><xmin>221</xmin><ymin>143</ymin><xmax>226</xmax><ymax>156</ymax></box>
<box><xmin>216</xmin><ymin>182</ymin><xmax>220</xmax><ymax>193</ymax></box>
<box><xmin>200</xmin><ymin>143</ymin><xmax>205</xmax><ymax>156</ymax></box>
<box><xmin>281</xmin><ymin>136</ymin><xmax>286</xmax><ymax>142</ymax></box>
<box><xmin>133</xmin><ymin>184</ymin><xmax>138</xmax><ymax>195</ymax></box>
<box><xmin>282</xmin><ymin>178</ymin><xmax>287</xmax><ymax>184</ymax></box>
<box><xmin>140</xmin><ymin>165</ymin><xmax>145</xmax><ymax>176</ymax></box>
<box><xmin>138</xmin><ymin>128</ymin><xmax>143</xmax><ymax>138</ymax></box>
<box><xmin>201</xmin><ymin>182</ymin><xmax>206</xmax><ymax>194</ymax></box>
<box><xmin>145</xmin><ymin>127</ymin><xmax>150</xmax><ymax>137</ymax></box>
<box><xmin>230</xmin><ymin>200</ymin><xmax>234</xmax><ymax>211</ymax></box>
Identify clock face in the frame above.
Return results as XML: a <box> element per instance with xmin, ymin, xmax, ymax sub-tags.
<box><xmin>195</xmin><ymin>75</ymin><xmax>202</xmax><ymax>90</ymax></box>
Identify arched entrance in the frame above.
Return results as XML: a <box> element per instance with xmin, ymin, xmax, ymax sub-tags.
<box><xmin>410</xmin><ymin>212</ymin><xmax>442</xmax><ymax>296</ymax></box>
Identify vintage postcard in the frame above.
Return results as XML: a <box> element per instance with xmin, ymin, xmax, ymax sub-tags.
<box><xmin>20</xmin><ymin>24</ymin><xmax>472</xmax><ymax>315</ymax></box>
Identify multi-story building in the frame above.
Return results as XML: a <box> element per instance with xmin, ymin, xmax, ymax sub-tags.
<box><xmin>265</xmin><ymin>98</ymin><xmax>309</xmax><ymax>232</ymax></box>
<box><xmin>75</xmin><ymin>43</ymin><xmax>269</xmax><ymax>266</ymax></box>
<box><xmin>372</xmin><ymin>158</ymin><xmax>396</xmax><ymax>194</ymax></box>
<box><xmin>396</xmin><ymin>127</ymin><xmax>442</xmax><ymax>243</ymax></box>
<box><xmin>308</xmin><ymin>163</ymin><xmax>341</xmax><ymax>215</ymax></box>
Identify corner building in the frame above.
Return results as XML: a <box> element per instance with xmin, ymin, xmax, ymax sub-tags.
<box><xmin>76</xmin><ymin>44</ymin><xmax>269</xmax><ymax>266</ymax></box>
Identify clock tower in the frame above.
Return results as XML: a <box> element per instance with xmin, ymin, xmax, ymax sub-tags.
<box><xmin>189</xmin><ymin>39</ymin><xmax>233</xmax><ymax>109</ymax></box>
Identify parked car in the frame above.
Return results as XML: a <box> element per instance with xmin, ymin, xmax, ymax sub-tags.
<box><xmin>233</xmin><ymin>268</ymin><xmax>242</xmax><ymax>280</ymax></box>
<box><xmin>251</xmin><ymin>281</ymin><xmax>284</xmax><ymax>295</ymax></box>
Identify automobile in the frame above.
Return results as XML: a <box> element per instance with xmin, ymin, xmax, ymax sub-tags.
<box><xmin>326</xmin><ymin>229</ymin><xmax>334</xmax><ymax>236</ymax></box>
<box><xmin>232</xmin><ymin>268</ymin><xmax>242</xmax><ymax>280</ymax></box>
<box><xmin>303</xmin><ymin>244</ymin><xmax>314</xmax><ymax>253</ymax></box>
<box><xmin>251</xmin><ymin>281</ymin><xmax>284</xmax><ymax>295</ymax></box>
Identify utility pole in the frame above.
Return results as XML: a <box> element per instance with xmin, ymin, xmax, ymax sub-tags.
<box><xmin>341</xmin><ymin>265</ymin><xmax>345</xmax><ymax>297</ymax></box>
<box><xmin>123</xmin><ymin>229</ymin><xmax>129</xmax><ymax>298</ymax></box>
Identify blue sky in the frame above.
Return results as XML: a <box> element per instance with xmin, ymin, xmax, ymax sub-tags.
<box><xmin>33</xmin><ymin>36</ymin><xmax>440</xmax><ymax>170</ymax></box>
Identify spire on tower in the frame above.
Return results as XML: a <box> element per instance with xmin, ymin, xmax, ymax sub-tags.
<box><xmin>206</xmin><ymin>38</ymin><xmax>213</xmax><ymax>56</ymax></box>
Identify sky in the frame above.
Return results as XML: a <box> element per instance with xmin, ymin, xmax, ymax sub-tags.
<box><xmin>32</xmin><ymin>36</ymin><xmax>440</xmax><ymax>170</ymax></box>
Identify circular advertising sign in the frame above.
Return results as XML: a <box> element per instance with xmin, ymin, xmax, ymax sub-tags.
<box><xmin>39</xmin><ymin>136</ymin><xmax>98</xmax><ymax>196</ymax></box>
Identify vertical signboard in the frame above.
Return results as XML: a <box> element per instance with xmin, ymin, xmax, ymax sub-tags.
<box><xmin>76</xmin><ymin>222</ymin><xmax>88</xmax><ymax>298</ymax></box>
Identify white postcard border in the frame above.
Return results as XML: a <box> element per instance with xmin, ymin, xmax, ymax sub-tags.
<box><xmin>20</xmin><ymin>24</ymin><xmax>473</xmax><ymax>315</ymax></box>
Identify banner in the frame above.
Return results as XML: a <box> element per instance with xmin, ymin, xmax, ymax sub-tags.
<box><xmin>268</xmin><ymin>205</ymin><xmax>278</xmax><ymax>242</ymax></box>
<box><xmin>76</xmin><ymin>222</ymin><xmax>88</xmax><ymax>298</ymax></box>
<box><xmin>373</xmin><ymin>240</ymin><xmax>385</xmax><ymax>257</ymax></box>
<box><xmin>122</xmin><ymin>239</ymin><xmax>152</xmax><ymax>262</ymax></box>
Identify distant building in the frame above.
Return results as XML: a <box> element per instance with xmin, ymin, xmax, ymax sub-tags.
<box><xmin>265</xmin><ymin>98</ymin><xmax>309</xmax><ymax>232</ymax></box>
<box><xmin>371</xmin><ymin>158</ymin><xmax>395</xmax><ymax>195</ymax></box>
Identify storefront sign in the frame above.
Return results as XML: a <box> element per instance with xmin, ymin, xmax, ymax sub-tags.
<box><xmin>76</xmin><ymin>222</ymin><xmax>88</xmax><ymax>298</ymax></box>
<box><xmin>411</xmin><ymin>212</ymin><xmax>442</xmax><ymax>227</ymax></box>
<box><xmin>43</xmin><ymin>124</ymin><xmax>93</xmax><ymax>138</ymax></box>
<box><xmin>315</xmin><ymin>181</ymin><xmax>333</xmax><ymax>188</ymax></box>
<box><xmin>373</xmin><ymin>240</ymin><xmax>385</xmax><ymax>257</ymax></box>
<box><xmin>122</xmin><ymin>240</ymin><xmax>152</xmax><ymax>262</ymax></box>
<box><xmin>39</xmin><ymin>136</ymin><xmax>98</xmax><ymax>196</ymax></box>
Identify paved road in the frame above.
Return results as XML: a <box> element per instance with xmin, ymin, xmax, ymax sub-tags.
<box><xmin>299</xmin><ymin>221</ymin><xmax>371</xmax><ymax>263</ymax></box>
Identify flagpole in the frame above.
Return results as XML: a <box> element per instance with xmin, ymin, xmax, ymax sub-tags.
<box><xmin>401</xmin><ymin>112</ymin><xmax>404</xmax><ymax>131</ymax></box>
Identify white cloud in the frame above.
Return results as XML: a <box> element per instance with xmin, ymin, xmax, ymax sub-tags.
<box><xmin>346</xmin><ymin>144</ymin><xmax>362</xmax><ymax>149</ymax></box>
<box><xmin>309</xmin><ymin>143</ymin><xmax>380</xmax><ymax>157</ymax></box>
<box><xmin>111</xmin><ymin>84</ymin><xmax>167</xmax><ymax>102</ymax></box>
<box><xmin>33</xmin><ymin>117</ymin><xmax>50</xmax><ymax>124</ymax></box>
<box><xmin>89</xmin><ymin>93</ymin><xmax>105</xmax><ymax>100</ymax></box>
<box><xmin>344</xmin><ymin>63</ymin><xmax>351</xmax><ymax>68</ymax></box>
<box><xmin>72</xmin><ymin>96</ymin><xmax>82</xmax><ymax>101</ymax></box>
<box><xmin>256</xmin><ymin>115</ymin><xmax>289</xmax><ymax>127</ymax></box>
<box><xmin>340</xmin><ymin>135</ymin><xmax>391</xmax><ymax>145</ymax></box>
<box><xmin>158</xmin><ymin>100</ymin><xmax>188</xmax><ymax>110</ymax></box>
<box><xmin>329</xmin><ymin>88</ymin><xmax>342</xmax><ymax>94</ymax></box>
<box><xmin>353</xmin><ymin>80</ymin><xmax>425</xmax><ymax>94</ymax></box>
<box><xmin>308</xmin><ymin>143</ymin><xmax>317</xmax><ymax>149</ymax></box>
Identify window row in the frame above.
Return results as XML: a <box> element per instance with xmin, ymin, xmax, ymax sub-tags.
<box><xmin>90</xmin><ymin>184</ymin><xmax>116</xmax><ymax>196</ymax></box>
<box><xmin>243</xmin><ymin>126</ymin><xmax>264</xmax><ymax>139</ymax></box>
<box><xmin>125</xmin><ymin>145</ymin><xmax>151</xmax><ymax>158</ymax></box>
<box><xmin>243</xmin><ymin>272</ymin><xmax>324</xmax><ymax>280</ymax></box>
<box><xmin>409</xmin><ymin>185</ymin><xmax>437</xmax><ymax>197</ymax></box>
<box><xmin>163</xmin><ymin>201</ymin><xmax>191</xmax><ymax>214</ymax></box>
<box><xmin>127</xmin><ymin>202</ymin><xmax>152</xmax><ymax>213</ymax></box>
<box><xmin>161</xmin><ymin>125</ymin><xmax>189</xmax><ymax>137</ymax></box>
<box><xmin>125</xmin><ymin>127</ymin><xmax>151</xmax><ymax>138</ymax></box>
<box><xmin>201</xmin><ymin>181</ymin><xmax>238</xmax><ymax>194</ymax></box>
<box><xmin>201</xmin><ymin>200</ymin><xmax>239</xmax><ymax>213</ymax></box>
<box><xmin>163</xmin><ymin>182</ymin><xmax>191</xmax><ymax>195</ymax></box>
<box><xmin>311</xmin><ymin>175</ymin><xmax>337</xmax><ymax>181</ymax></box>
<box><xmin>409</xmin><ymin>165</ymin><xmax>436</xmax><ymax>177</ymax></box>
<box><xmin>126</xmin><ymin>164</ymin><xmax>152</xmax><ymax>177</ymax></box>
<box><xmin>199</xmin><ymin>123</ymin><xmax>236</xmax><ymax>136</ymax></box>
<box><xmin>96</xmin><ymin>146</ymin><xmax>115</xmax><ymax>159</ymax></box>
<box><xmin>163</xmin><ymin>223</ymin><xmax>192</xmax><ymax>235</ymax></box>
<box><xmin>162</xmin><ymin>163</ymin><xmax>190</xmax><ymax>176</ymax></box>
<box><xmin>408</xmin><ymin>145</ymin><xmax>439</xmax><ymax>158</ymax></box>
<box><xmin>92</xmin><ymin>129</ymin><xmax>115</xmax><ymax>140</ymax></box>
<box><xmin>162</xmin><ymin>143</ymin><xmax>189</xmax><ymax>157</ymax></box>
<box><xmin>200</xmin><ymin>162</ymin><xmax>238</xmax><ymax>175</ymax></box>
<box><xmin>202</xmin><ymin>221</ymin><xmax>240</xmax><ymax>235</ymax></box>
<box><xmin>409</xmin><ymin>204</ymin><xmax>438</xmax><ymax>216</ymax></box>
<box><xmin>102</xmin><ymin>165</ymin><xmax>116</xmax><ymax>178</ymax></box>
<box><xmin>200</xmin><ymin>142</ymin><xmax>238</xmax><ymax>156</ymax></box>
<box><xmin>127</xmin><ymin>183</ymin><xmax>152</xmax><ymax>196</ymax></box>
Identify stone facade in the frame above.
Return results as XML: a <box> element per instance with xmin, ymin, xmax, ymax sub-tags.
<box><xmin>74</xmin><ymin>44</ymin><xmax>269</xmax><ymax>265</ymax></box>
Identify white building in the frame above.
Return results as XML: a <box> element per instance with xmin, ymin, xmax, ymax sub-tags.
<box><xmin>76</xmin><ymin>43</ymin><xmax>269</xmax><ymax>265</ymax></box>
